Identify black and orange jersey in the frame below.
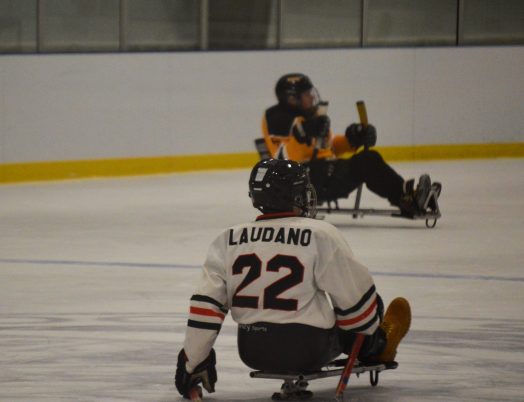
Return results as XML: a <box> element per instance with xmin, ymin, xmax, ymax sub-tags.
<box><xmin>262</xmin><ymin>103</ymin><xmax>357</xmax><ymax>163</ymax></box>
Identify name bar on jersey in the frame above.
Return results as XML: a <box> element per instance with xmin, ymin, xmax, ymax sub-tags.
<box><xmin>228</xmin><ymin>227</ymin><xmax>311</xmax><ymax>247</ymax></box>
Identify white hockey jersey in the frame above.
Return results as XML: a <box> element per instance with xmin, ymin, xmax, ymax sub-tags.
<box><xmin>183</xmin><ymin>213</ymin><xmax>380</xmax><ymax>372</ymax></box>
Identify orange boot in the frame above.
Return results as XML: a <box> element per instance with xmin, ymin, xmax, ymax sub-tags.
<box><xmin>376</xmin><ymin>297</ymin><xmax>411</xmax><ymax>362</ymax></box>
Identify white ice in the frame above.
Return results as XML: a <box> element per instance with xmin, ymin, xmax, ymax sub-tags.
<box><xmin>1</xmin><ymin>158</ymin><xmax>523</xmax><ymax>402</ymax></box>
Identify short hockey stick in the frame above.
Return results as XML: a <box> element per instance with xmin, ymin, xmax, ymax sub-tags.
<box><xmin>356</xmin><ymin>100</ymin><xmax>368</xmax><ymax>127</ymax></box>
<box><xmin>352</xmin><ymin>101</ymin><xmax>368</xmax><ymax>215</ymax></box>
<box><xmin>188</xmin><ymin>386</ymin><xmax>202</xmax><ymax>402</ymax></box>
<box><xmin>334</xmin><ymin>333</ymin><xmax>365</xmax><ymax>400</ymax></box>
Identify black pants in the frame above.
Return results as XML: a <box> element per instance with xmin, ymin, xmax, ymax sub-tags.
<box><xmin>307</xmin><ymin>150</ymin><xmax>404</xmax><ymax>206</ymax></box>
<box><xmin>237</xmin><ymin>322</ymin><xmax>386</xmax><ymax>374</ymax></box>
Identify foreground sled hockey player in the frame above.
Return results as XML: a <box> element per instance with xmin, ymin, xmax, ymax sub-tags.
<box><xmin>175</xmin><ymin>159</ymin><xmax>411</xmax><ymax>399</ymax></box>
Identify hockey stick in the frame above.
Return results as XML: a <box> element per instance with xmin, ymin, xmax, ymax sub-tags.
<box><xmin>188</xmin><ymin>386</ymin><xmax>203</xmax><ymax>402</ymax></box>
<box><xmin>334</xmin><ymin>333</ymin><xmax>365</xmax><ymax>400</ymax></box>
<box><xmin>356</xmin><ymin>100</ymin><xmax>369</xmax><ymax>127</ymax></box>
<box><xmin>352</xmin><ymin>101</ymin><xmax>368</xmax><ymax>216</ymax></box>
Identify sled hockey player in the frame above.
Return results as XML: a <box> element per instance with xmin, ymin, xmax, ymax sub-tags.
<box><xmin>261</xmin><ymin>73</ymin><xmax>439</xmax><ymax>217</ymax></box>
<box><xmin>175</xmin><ymin>158</ymin><xmax>412</xmax><ymax>400</ymax></box>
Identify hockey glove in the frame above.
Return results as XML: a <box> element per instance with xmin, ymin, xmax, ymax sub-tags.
<box><xmin>293</xmin><ymin>115</ymin><xmax>331</xmax><ymax>145</ymax></box>
<box><xmin>315</xmin><ymin>115</ymin><xmax>331</xmax><ymax>140</ymax></box>
<box><xmin>175</xmin><ymin>349</ymin><xmax>217</xmax><ymax>398</ymax></box>
<box><xmin>312</xmin><ymin>115</ymin><xmax>331</xmax><ymax>149</ymax></box>
<box><xmin>345</xmin><ymin>123</ymin><xmax>377</xmax><ymax>148</ymax></box>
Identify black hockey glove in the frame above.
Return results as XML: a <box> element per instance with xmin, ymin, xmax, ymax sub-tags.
<box><xmin>293</xmin><ymin>115</ymin><xmax>331</xmax><ymax>145</ymax></box>
<box><xmin>314</xmin><ymin>115</ymin><xmax>331</xmax><ymax>140</ymax></box>
<box><xmin>175</xmin><ymin>349</ymin><xmax>217</xmax><ymax>398</ymax></box>
<box><xmin>345</xmin><ymin>123</ymin><xmax>377</xmax><ymax>148</ymax></box>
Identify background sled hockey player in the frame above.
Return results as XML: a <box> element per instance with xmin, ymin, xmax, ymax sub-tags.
<box><xmin>261</xmin><ymin>73</ymin><xmax>441</xmax><ymax>217</ymax></box>
<box><xmin>175</xmin><ymin>159</ymin><xmax>412</xmax><ymax>399</ymax></box>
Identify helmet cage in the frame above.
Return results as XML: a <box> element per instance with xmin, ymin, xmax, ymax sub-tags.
<box><xmin>299</xmin><ymin>181</ymin><xmax>317</xmax><ymax>218</ymax></box>
<box><xmin>294</xmin><ymin>87</ymin><xmax>321</xmax><ymax>112</ymax></box>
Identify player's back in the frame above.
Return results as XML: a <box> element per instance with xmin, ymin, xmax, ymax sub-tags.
<box><xmin>222</xmin><ymin>215</ymin><xmax>342</xmax><ymax>329</ymax></box>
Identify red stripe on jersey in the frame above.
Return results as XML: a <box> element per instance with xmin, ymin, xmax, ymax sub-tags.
<box><xmin>336</xmin><ymin>298</ymin><xmax>377</xmax><ymax>326</ymax></box>
<box><xmin>190</xmin><ymin>306</ymin><xmax>225</xmax><ymax>320</ymax></box>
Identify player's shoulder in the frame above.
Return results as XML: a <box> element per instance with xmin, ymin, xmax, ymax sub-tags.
<box><xmin>264</xmin><ymin>104</ymin><xmax>297</xmax><ymax>136</ymax></box>
<box><xmin>265</xmin><ymin>104</ymin><xmax>295</xmax><ymax>129</ymax></box>
<box><xmin>265</xmin><ymin>103</ymin><xmax>283</xmax><ymax>115</ymax></box>
<box><xmin>280</xmin><ymin>216</ymin><xmax>343</xmax><ymax>240</ymax></box>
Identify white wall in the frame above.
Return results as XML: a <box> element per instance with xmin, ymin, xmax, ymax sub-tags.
<box><xmin>1</xmin><ymin>46</ymin><xmax>523</xmax><ymax>164</ymax></box>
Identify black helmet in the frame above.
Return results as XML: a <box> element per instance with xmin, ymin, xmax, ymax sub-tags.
<box><xmin>249</xmin><ymin>159</ymin><xmax>317</xmax><ymax>218</ymax></box>
<box><xmin>275</xmin><ymin>73</ymin><xmax>317</xmax><ymax>107</ymax></box>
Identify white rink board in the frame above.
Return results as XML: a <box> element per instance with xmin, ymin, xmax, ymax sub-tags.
<box><xmin>1</xmin><ymin>47</ymin><xmax>524</xmax><ymax>163</ymax></box>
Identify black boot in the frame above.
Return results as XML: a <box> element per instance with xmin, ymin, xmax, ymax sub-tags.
<box><xmin>399</xmin><ymin>174</ymin><xmax>432</xmax><ymax>216</ymax></box>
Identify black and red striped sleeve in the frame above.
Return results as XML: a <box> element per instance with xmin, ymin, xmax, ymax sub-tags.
<box><xmin>334</xmin><ymin>285</ymin><xmax>380</xmax><ymax>332</ymax></box>
<box><xmin>187</xmin><ymin>294</ymin><xmax>228</xmax><ymax>332</ymax></box>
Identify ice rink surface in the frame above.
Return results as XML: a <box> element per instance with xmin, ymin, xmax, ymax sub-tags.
<box><xmin>1</xmin><ymin>158</ymin><xmax>523</xmax><ymax>402</ymax></box>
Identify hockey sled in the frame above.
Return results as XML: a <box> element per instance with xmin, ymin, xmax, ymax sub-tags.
<box><xmin>253</xmin><ymin>138</ymin><xmax>442</xmax><ymax>228</ymax></box>
<box><xmin>317</xmin><ymin>182</ymin><xmax>442</xmax><ymax>229</ymax></box>
<box><xmin>250</xmin><ymin>359</ymin><xmax>398</xmax><ymax>400</ymax></box>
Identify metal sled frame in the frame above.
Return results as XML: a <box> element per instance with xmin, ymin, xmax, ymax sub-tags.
<box><xmin>250</xmin><ymin>360</ymin><xmax>398</xmax><ymax>400</ymax></box>
<box><xmin>252</xmin><ymin>137</ymin><xmax>441</xmax><ymax>228</ymax></box>
<box><xmin>250</xmin><ymin>361</ymin><xmax>397</xmax><ymax>385</ymax></box>
<box><xmin>317</xmin><ymin>183</ymin><xmax>442</xmax><ymax>228</ymax></box>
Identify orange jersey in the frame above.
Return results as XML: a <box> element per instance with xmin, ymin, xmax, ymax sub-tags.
<box><xmin>261</xmin><ymin>115</ymin><xmax>334</xmax><ymax>162</ymax></box>
<box><xmin>262</xmin><ymin>104</ymin><xmax>356</xmax><ymax>163</ymax></box>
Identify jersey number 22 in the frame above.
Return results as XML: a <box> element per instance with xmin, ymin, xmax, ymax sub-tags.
<box><xmin>232</xmin><ymin>253</ymin><xmax>304</xmax><ymax>311</ymax></box>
